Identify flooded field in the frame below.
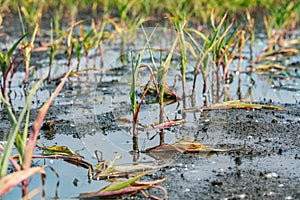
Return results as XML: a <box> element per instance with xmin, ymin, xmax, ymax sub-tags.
<box><xmin>1</xmin><ymin>5</ymin><xmax>300</xmax><ymax>200</ymax></box>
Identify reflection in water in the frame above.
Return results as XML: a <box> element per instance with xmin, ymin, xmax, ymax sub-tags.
<box><xmin>41</xmin><ymin>120</ymin><xmax>57</xmax><ymax>140</ymax></box>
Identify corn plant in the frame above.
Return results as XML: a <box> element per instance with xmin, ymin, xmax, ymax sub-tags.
<box><xmin>264</xmin><ymin>0</ymin><xmax>300</xmax><ymax>52</ymax></box>
<box><xmin>0</xmin><ymin>67</ymin><xmax>73</xmax><ymax>197</ymax></box>
<box><xmin>17</xmin><ymin>6</ymin><xmax>40</xmax><ymax>84</ymax></box>
<box><xmin>91</xmin><ymin>19</ymin><xmax>110</xmax><ymax>68</ymax></box>
<box><xmin>130</xmin><ymin>27</ymin><xmax>179</xmax><ymax>148</ymax></box>
<box><xmin>0</xmin><ymin>33</ymin><xmax>28</xmax><ymax>100</ymax></box>
<box><xmin>80</xmin><ymin>24</ymin><xmax>95</xmax><ymax>68</ymax></box>
<box><xmin>109</xmin><ymin>0</ymin><xmax>150</xmax><ymax>63</ymax></box>
<box><xmin>48</xmin><ymin>23</ymin><xmax>65</xmax><ymax>82</ymax></box>
<box><xmin>23</xmin><ymin>26</ymin><xmax>39</xmax><ymax>84</ymax></box>
<box><xmin>49</xmin><ymin>0</ymin><xmax>65</xmax><ymax>31</ymax></box>
<box><xmin>130</xmin><ymin>27</ymin><xmax>162</xmax><ymax>150</ymax></box>
<box><xmin>156</xmin><ymin>37</ymin><xmax>178</xmax><ymax>145</ymax></box>
<box><xmin>0</xmin><ymin>78</ymin><xmax>44</xmax><ymax>177</ymax></box>
<box><xmin>0</xmin><ymin>0</ymin><xmax>10</xmax><ymax>25</ymax></box>
<box><xmin>19</xmin><ymin>0</ymin><xmax>44</xmax><ymax>31</ymax></box>
<box><xmin>65</xmin><ymin>0</ymin><xmax>80</xmax><ymax>24</ymax></box>
<box><xmin>246</xmin><ymin>11</ymin><xmax>255</xmax><ymax>61</ymax></box>
<box><xmin>165</xmin><ymin>0</ymin><xmax>193</xmax><ymax>97</ymax></box>
<box><xmin>185</xmin><ymin>13</ymin><xmax>232</xmax><ymax>96</ymax></box>
<box><xmin>65</xmin><ymin>20</ymin><xmax>84</xmax><ymax>68</ymax></box>
<box><xmin>130</xmin><ymin>47</ymin><xmax>146</xmax><ymax>152</ymax></box>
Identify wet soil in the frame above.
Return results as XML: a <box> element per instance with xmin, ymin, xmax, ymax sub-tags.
<box><xmin>1</xmin><ymin>21</ymin><xmax>299</xmax><ymax>199</ymax></box>
<box><xmin>133</xmin><ymin>103</ymin><xmax>300</xmax><ymax>200</ymax></box>
<box><xmin>2</xmin><ymin>100</ymin><xmax>299</xmax><ymax>199</ymax></box>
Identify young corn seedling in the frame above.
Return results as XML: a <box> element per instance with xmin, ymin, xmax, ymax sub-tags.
<box><xmin>0</xmin><ymin>33</ymin><xmax>28</xmax><ymax>100</ymax></box>
<box><xmin>80</xmin><ymin>24</ymin><xmax>95</xmax><ymax>68</ymax></box>
<box><xmin>19</xmin><ymin>0</ymin><xmax>44</xmax><ymax>31</ymax></box>
<box><xmin>65</xmin><ymin>20</ymin><xmax>84</xmax><ymax>68</ymax></box>
<box><xmin>21</xmin><ymin>25</ymin><xmax>39</xmax><ymax>84</ymax></box>
<box><xmin>130</xmin><ymin>48</ymin><xmax>145</xmax><ymax>152</ymax></box>
<box><xmin>262</xmin><ymin>0</ymin><xmax>300</xmax><ymax>56</ymax></box>
<box><xmin>156</xmin><ymin>38</ymin><xmax>178</xmax><ymax>145</ymax></box>
<box><xmin>142</xmin><ymin>26</ymin><xmax>180</xmax><ymax>145</ymax></box>
<box><xmin>186</xmin><ymin>13</ymin><xmax>233</xmax><ymax>97</ymax></box>
<box><xmin>246</xmin><ymin>11</ymin><xmax>255</xmax><ymax>61</ymax></box>
<box><xmin>91</xmin><ymin>19</ymin><xmax>110</xmax><ymax>68</ymax></box>
<box><xmin>166</xmin><ymin>0</ymin><xmax>193</xmax><ymax>97</ymax></box>
<box><xmin>0</xmin><ymin>67</ymin><xmax>73</xmax><ymax>197</ymax></box>
<box><xmin>0</xmin><ymin>78</ymin><xmax>44</xmax><ymax>178</ymax></box>
<box><xmin>49</xmin><ymin>0</ymin><xmax>65</xmax><ymax>31</ymax></box>
<box><xmin>0</xmin><ymin>0</ymin><xmax>10</xmax><ymax>25</ymax></box>
<box><xmin>48</xmin><ymin>22</ymin><xmax>64</xmax><ymax>82</ymax></box>
<box><xmin>130</xmin><ymin>27</ymin><xmax>177</xmax><ymax>151</ymax></box>
<box><xmin>108</xmin><ymin>0</ymin><xmax>149</xmax><ymax>63</ymax></box>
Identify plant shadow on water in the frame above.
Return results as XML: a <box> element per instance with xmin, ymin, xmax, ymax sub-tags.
<box><xmin>1</xmin><ymin>21</ymin><xmax>300</xmax><ymax>199</ymax></box>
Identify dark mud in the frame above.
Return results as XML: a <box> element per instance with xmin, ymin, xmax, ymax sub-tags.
<box><xmin>1</xmin><ymin>23</ymin><xmax>299</xmax><ymax>199</ymax></box>
<box><xmin>2</xmin><ymin>100</ymin><xmax>299</xmax><ymax>199</ymax></box>
<box><xmin>132</xmin><ymin>103</ymin><xmax>300</xmax><ymax>200</ymax></box>
<box><xmin>1</xmin><ymin>58</ymin><xmax>299</xmax><ymax>199</ymax></box>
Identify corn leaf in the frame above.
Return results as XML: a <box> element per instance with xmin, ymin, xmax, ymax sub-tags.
<box><xmin>254</xmin><ymin>63</ymin><xmax>288</xmax><ymax>74</ymax></box>
<box><xmin>94</xmin><ymin>164</ymin><xmax>161</xmax><ymax>180</ymax></box>
<box><xmin>0</xmin><ymin>166</ymin><xmax>45</xmax><ymax>195</ymax></box>
<box><xmin>79</xmin><ymin>177</ymin><xmax>167</xmax><ymax>199</ymax></box>
<box><xmin>101</xmin><ymin>171</ymin><xmax>150</xmax><ymax>192</ymax></box>
<box><xmin>146</xmin><ymin>139</ymin><xmax>249</xmax><ymax>157</ymax></box>
<box><xmin>38</xmin><ymin>144</ymin><xmax>79</xmax><ymax>156</ymax></box>
<box><xmin>184</xmin><ymin>100</ymin><xmax>284</xmax><ymax>112</ymax></box>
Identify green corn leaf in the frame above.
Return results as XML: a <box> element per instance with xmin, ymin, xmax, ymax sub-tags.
<box><xmin>101</xmin><ymin>171</ymin><xmax>150</xmax><ymax>192</ymax></box>
<box><xmin>0</xmin><ymin>78</ymin><xmax>44</xmax><ymax>177</ymax></box>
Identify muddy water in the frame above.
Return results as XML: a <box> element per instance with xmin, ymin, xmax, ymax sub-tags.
<box><xmin>1</xmin><ymin>26</ymin><xmax>300</xmax><ymax>199</ymax></box>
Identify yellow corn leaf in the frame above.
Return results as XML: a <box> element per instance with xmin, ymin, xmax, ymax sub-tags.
<box><xmin>254</xmin><ymin>63</ymin><xmax>287</xmax><ymax>74</ymax></box>
<box><xmin>93</xmin><ymin>154</ymin><xmax>163</xmax><ymax>180</ymax></box>
<box><xmin>184</xmin><ymin>100</ymin><xmax>284</xmax><ymax>112</ymax></box>
<box><xmin>145</xmin><ymin>139</ymin><xmax>248</xmax><ymax>159</ymax></box>
<box><xmin>79</xmin><ymin>178</ymin><xmax>167</xmax><ymax>199</ymax></box>
<box><xmin>101</xmin><ymin>171</ymin><xmax>151</xmax><ymax>192</ymax></box>
<box><xmin>37</xmin><ymin>144</ymin><xmax>79</xmax><ymax>156</ymax></box>
<box><xmin>172</xmin><ymin>139</ymin><xmax>248</xmax><ymax>153</ymax></box>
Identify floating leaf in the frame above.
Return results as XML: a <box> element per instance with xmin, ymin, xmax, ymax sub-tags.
<box><xmin>102</xmin><ymin>171</ymin><xmax>150</xmax><ymax>192</ymax></box>
<box><xmin>93</xmin><ymin>164</ymin><xmax>162</xmax><ymax>180</ymax></box>
<box><xmin>79</xmin><ymin>174</ymin><xmax>167</xmax><ymax>199</ymax></box>
<box><xmin>184</xmin><ymin>100</ymin><xmax>284</xmax><ymax>112</ymax></box>
<box><xmin>171</xmin><ymin>140</ymin><xmax>248</xmax><ymax>153</ymax></box>
<box><xmin>37</xmin><ymin>144</ymin><xmax>80</xmax><ymax>156</ymax></box>
<box><xmin>254</xmin><ymin>63</ymin><xmax>288</xmax><ymax>74</ymax></box>
<box><xmin>264</xmin><ymin>48</ymin><xmax>298</xmax><ymax>57</ymax></box>
<box><xmin>145</xmin><ymin>139</ymin><xmax>249</xmax><ymax>159</ymax></box>
<box><xmin>143</xmin><ymin>144</ymin><xmax>180</xmax><ymax>160</ymax></box>
<box><xmin>92</xmin><ymin>154</ymin><xmax>164</xmax><ymax>181</ymax></box>
<box><xmin>256</xmin><ymin>48</ymin><xmax>299</xmax><ymax>62</ymax></box>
